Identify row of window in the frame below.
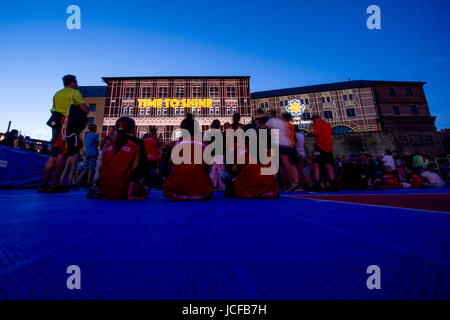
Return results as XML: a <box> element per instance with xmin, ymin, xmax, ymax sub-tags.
<box><xmin>389</xmin><ymin>88</ymin><xmax>414</xmax><ymax>97</ymax></box>
<box><xmin>124</xmin><ymin>86</ymin><xmax>237</xmax><ymax>99</ymax></box>
<box><xmin>398</xmin><ymin>135</ymin><xmax>433</xmax><ymax>146</ymax></box>
<box><xmin>122</xmin><ymin>106</ymin><xmax>239</xmax><ymax>116</ymax></box>
<box><xmin>393</xmin><ymin>105</ymin><xmax>418</xmax><ymax>115</ymax></box>
<box><xmin>261</xmin><ymin>95</ymin><xmax>354</xmax><ymax>109</ymax></box>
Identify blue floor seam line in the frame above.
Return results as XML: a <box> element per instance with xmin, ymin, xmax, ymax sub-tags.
<box><xmin>281</xmin><ymin>195</ymin><xmax>450</xmax><ymax>215</ymax></box>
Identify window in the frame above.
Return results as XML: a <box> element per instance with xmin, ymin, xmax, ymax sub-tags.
<box><xmin>321</xmin><ymin>97</ymin><xmax>326</xmax><ymax>103</ymax></box>
<box><xmin>210</xmin><ymin>107</ymin><xmax>214</xmax><ymax>115</ymax></box>
<box><xmin>343</xmin><ymin>95</ymin><xmax>348</xmax><ymax>101</ymax></box>
<box><xmin>332</xmin><ymin>126</ymin><xmax>354</xmax><ymax>135</ymax></box>
<box><xmin>279</xmin><ymin>101</ymin><xmax>284</xmax><ymax>107</ymax></box>
<box><xmin>260</xmin><ymin>103</ymin><xmax>264</xmax><ymax>108</ymax></box>
<box><xmin>424</xmin><ymin>136</ymin><xmax>434</xmax><ymax>146</ymax></box>
<box><xmin>305</xmin><ymin>98</ymin><xmax>309</xmax><ymax>104</ymax></box>
<box><xmin>302</xmin><ymin>113</ymin><xmax>311</xmax><ymax>120</ymax></box>
<box><xmin>215</xmin><ymin>107</ymin><xmax>219</xmax><ymax>115</ymax></box>
<box><xmin>389</xmin><ymin>88</ymin><xmax>396</xmax><ymax>97</ymax></box>
<box><xmin>174</xmin><ymin>108</ymin><xmax>179</xmax><ymax>115</ymax></box>
<box><xmin>226</xmin><ymin>86</ymin><xmax>236</xmax><ymax>97</ymax></box>
<box><xmin>192</xmin><ymin>107</ymin><xmax>196</xmax><ymax>115</ymax></box>
<box><xmin>146</xmin><ymin>107</ymin><xmax>150</xmax><ymax>115</ymax></box>
<box><xmin>346</xmin><ymin>108</ymin><xmax>356</xmax><ymax>117</ymax></box>
<box><xmin>410</xmin><ymin>135</ymin><xmax>423</xmax><ymax>146</ymax></box>
<box><xmin>393</xmin><ymin>106</ymin><xmax>400</xmax><ymax>115</ymax></box>
<box><xmin>88</xmin><ymin>117</ymin><xmax>95</xmax><ymax>125</ymax></box>
<box><xmin>175</xmin><ymin>87</ymin><xmax>184</xmax><ymax>98</ymax></box>
<box><xmin>163</xmin><ymin>107</ymin><xmax>167</xmax><ymax>115</ymax></box>
<box><xmin>125</xmin><ymin>87</ymin><xmax>134</xmax><ymax>98</ymax></box>
<box><xmin>89</xmin><ymin>104</ymin><xmax>96</xmax><ymax>112</ymax></box>
<box><xmin>326</xmin><ymin>97</ymin><xmax>331</xmax><ymax>103</ymax></box>
<box><xmin>140</xmin><ymin>108</ymin><xmax>145</xmax><ymax>115</ymax></box>
<box><xmin>142</xmin><ymin>87</ymin><xmax>151</xmax><ymax>98</ymax></box>
<box><xmin>158</xmin><ymin>87</ymin><xmax>168</xmax><ymax>98</ymax></box>
<box><xmin>123</xmin><ymin>107</ymin><xmax>127</xmax><ymax>115</ymax></box>
<box><xmin>406</xmin><ymin>88</ymin><xmax>413</xmax><ymax>97</ymax></box>
<box><xmin>349</xmin><ymin>94</ymin><xmax>353</xmax><ymax>100</ymax></box>
<box><xmin>233</xmin><ymin>106</ymin><xmax>237</xmax><ymax>114</ymax></box>
<box><xmin>410</xmin><ymin>106</ymin><xmax>418</xmax><ymax>115</ymax></box>
<box><xmin>265</xmin><ymin>102</ymin><xmax>268</xmax><ymax>108</ymax></box>
<box><xmin>210</xmin><ymin>87</ymin><xmax>219</xmax><ymax>98</ymax></box>
<box><xmin>128</xmin><ymin>107</ymin><xmax>133</xmax><ymax>115</ymax></box>
<box><xmin>324</xmin><ymin>111</ymin><xmax>333</xmax><ymax>119</ymax></box>
<box><xmin>399</xmin><ymin>136</ymin><xmax>409</xmax><ymax>146</ymax></box>
<box><xmin>157</xmin><ymin>108</ymin><xmax>161</xmax><ymax>115</ymax></box>
<box><xmin>192</xmin><ymin>87</ymin><xmax>202</xmax><ymax>98</ymax></box>
<box><xmin>180</xmin><ymin>108</ymin><xmax>185</xmax><ymax>115</ymax></box>
<box><xmin>227</xmin><ymin>106</ymin><xmax>231</xmax><ymax>114</ymax></box>
<box><xmin>197</xmin><ymin>108</ymin><xmax>201</xmax><ymax>115</ymax></box>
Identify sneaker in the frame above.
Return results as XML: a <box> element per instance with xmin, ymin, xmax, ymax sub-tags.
<box><xmin>86</xmin><ymin>186</ymin><xmax>104</xmax><ymax>199</ymax></box>
<box><xmin>285</xmin><ymin>184</ymin><xmax>299</xmax><ymax>192</ymax></box>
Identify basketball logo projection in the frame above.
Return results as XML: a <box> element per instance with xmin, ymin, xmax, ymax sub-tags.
<box><xmin>286</xmin><ymin>99</ymin><xmax>305</xmax><ymax>117</ymax></box>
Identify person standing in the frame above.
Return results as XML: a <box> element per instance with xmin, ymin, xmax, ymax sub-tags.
<box><xmin>38</xmin><ymin>75</ymin><xmax>88</xmax><ymax>193</ymax></box>
<box><xmin>311</xmin><ymin>114</ymin><xmax>338</xmax><ymax>192</ymax></box>
<box><xmin>263</xmin><ymin>112</ymin><xmax>300</xmax><ymax>192</ymax></box>
<box><xmin>78</xmin><ymin>125</ymin><xmax>99</xmax><ymax>187</ymax></box>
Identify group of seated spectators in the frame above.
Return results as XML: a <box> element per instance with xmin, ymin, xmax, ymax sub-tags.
<box><xmin>333</xmin><ymin>150</ymin><xmax>448</xmax><ymax>190</ymax></box>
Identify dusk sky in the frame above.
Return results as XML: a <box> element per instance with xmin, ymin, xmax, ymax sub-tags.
<box><xmin>0</xmin><ymin>0</ymin><xmax>449</xmax><ymax>140</ymax></box>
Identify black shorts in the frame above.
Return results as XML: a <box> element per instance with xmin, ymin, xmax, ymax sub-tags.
<box><xmin>312</xmin><ymin>146</ymin><xmax>334</xmax><ymax>165</ymax></box>
<box><xmin>279</xmin><ymin>146</ymin><xmax>298</xmax><ymax>164</ymax></box>
<box><xmin>50</xmin><ymin>134</ymin><xmax>80</xmax><ymax>157</ymax></box>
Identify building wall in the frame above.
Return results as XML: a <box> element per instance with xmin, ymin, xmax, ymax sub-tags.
<box><xmin>373</xmin><ymin>84</ymin><xmax>441</xmax><ymax>156</ymax></box>
<box><xmin>251</xmin><ymin>87</ymin><xmax>380</xmax><ymax>133</ymax></box>
<box><xmin>102</xmin><ymin>77</ymin><xmax>251</xmax><ymax>143</ymax></box>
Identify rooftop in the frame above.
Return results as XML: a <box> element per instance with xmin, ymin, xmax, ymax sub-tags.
<box><xmin>102</xmin><ymin>76</ymin><xmax>251</xmax><ymax>82</ymax></box>
<box><xmin>251</xmin><ymin>80</ymin><xmax>427</xmax><ymax>99</ymax></box>
<box><xmin>78</xmin><ymin>86</ymin><xmax>107</xmax><ymax>98</ymax></box>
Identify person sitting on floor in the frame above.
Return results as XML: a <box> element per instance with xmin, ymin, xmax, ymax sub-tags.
<box><xmin>222</xmin><ymin>129</ymin><xmax>279</xmax><ymax>199</ymax></box>
<box><xmin>96</xmin><ymin>117</ymin><xmax>148</xmax><ymax>200</ymax></box>
<box><xmin>382</xmin><ymin>166</ymin><xmax>402</xmax><ymax>189</ymax></box>
<box><xmin>421</xmin><ymin>165</ymin><xmax>445</xmax><ymax>188</ymax></box>
<box><xmin>409</xmin><ymin>168</ymin><xmax>426</xmax><ymax>189</ymax></box>
<box><xmin>163</xmin><ymin>114</ymin><xmax>213</xmax><ymax>201</ymax></box>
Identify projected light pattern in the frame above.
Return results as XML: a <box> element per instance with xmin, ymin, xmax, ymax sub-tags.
<box><xmin>286</xmin><ymin>99</ymin><xmax>305</xmax><ymax>117</ymax></box>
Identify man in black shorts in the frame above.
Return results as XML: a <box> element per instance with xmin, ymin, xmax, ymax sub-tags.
<box><xmin>311</xmin><ymin>115</ymin><xmax>338</xmax><ymax>192</ymax></box>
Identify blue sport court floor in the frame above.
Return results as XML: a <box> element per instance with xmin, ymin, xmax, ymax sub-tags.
<box><xmin>0</xmin><ymin>188</ymin><xmax>449</xmax><ymax>300</ymax></box>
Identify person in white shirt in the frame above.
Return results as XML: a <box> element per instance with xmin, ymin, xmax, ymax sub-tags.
<box><xmin>264</xmin><ymin>112</ymin><xmax>301</xmax><ymax>192</ymax></box>
<box><xmin>421</xmin><ymin>165</ymin><xmax>445</xmax><ymax>188</ymax></box>
<box><xmin>294</xmin><ymin>126</ymin><xmax>307</xmax><ymax>188</ymax></box>
<box><xmin>382</xmin><ymin>150</ymin><xmax>396</xmax><ymax>171</ymax></box>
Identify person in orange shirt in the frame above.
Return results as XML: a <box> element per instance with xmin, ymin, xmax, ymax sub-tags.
<box><xmin>311</xmin><ymin>115</ymin><xmax>338</xmax><ymax>192</ymax></box>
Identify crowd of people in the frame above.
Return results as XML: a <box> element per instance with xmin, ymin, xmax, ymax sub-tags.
<box><xmin>0</xmin><ymin>130</ymin><xmax>50</xmax><ymax>154</ymax></box>
<box><xmin>24</xmin><ymin>74</ymin><xmax>449</xmax><ymax>200</ymax></box>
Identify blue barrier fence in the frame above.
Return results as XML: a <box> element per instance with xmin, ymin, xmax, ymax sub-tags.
<box><xmin>0</xmin><ymin>145</ymin><xmax>49</xmax><ymax>188</ymax></box>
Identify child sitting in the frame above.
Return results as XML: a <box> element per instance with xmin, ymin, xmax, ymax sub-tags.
<box><xmin>97</xmin><ymin>117</ymin><xmax>147</xmax><ymax>200</ymax></box>
<box><xmin>382</xmin><ymin>166</ymin><xmax>402</xmax><ymax>189</ymax></box>
<box><xmin>163</xmin><ymin>114</ymin><xmax>213</xmax><ymax>201</ymax></box>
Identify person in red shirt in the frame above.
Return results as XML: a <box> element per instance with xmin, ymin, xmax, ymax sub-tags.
<box><xmin>311</xmin><ymin>115</ymin><xmax>337</xmax><ymax>192</ymax></box>
<box><xmin>163</xmin><ymin>114</ymin><xmax>213</xmax><ymax>201</ymax></box>
<box><xmin>97</xmin><ymin>117</ymin><xmax>148</xmax><ymax>200</ymax></box>
<box><xmin>382</xmin><ymin>167</ymin><xmax>402</xmax><ymax>189</ymax></box>
<box><xmin>143</xmin><ymin>126</ymin><xmax>161</xmax><ymax>188</ymax></box>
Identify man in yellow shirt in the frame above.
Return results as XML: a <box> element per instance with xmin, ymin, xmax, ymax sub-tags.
<box><xmin>39</xmin><ymin>75</ymin><xmax>89</xmax><ymax>193</ymax></box>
